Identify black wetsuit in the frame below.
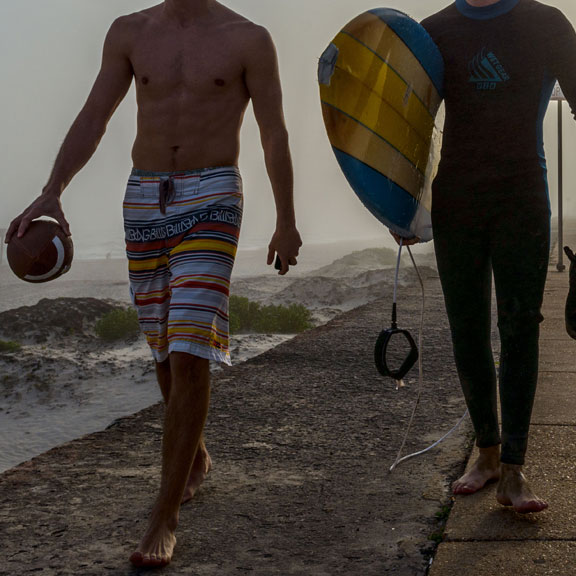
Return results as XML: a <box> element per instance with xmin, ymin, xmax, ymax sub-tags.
<box><xmin>421</xmin><ymin>0</ymin><xmax>576</xmax><ymax>465</ymax></box>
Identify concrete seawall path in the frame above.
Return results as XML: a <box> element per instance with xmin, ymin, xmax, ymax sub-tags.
<box><xmin>430</xmin><ymin>227</ymin><xmax>576</xmax><ymax>576</ymax></box>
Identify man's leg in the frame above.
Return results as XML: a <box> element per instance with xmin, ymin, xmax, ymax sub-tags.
<box><xmin>491</xmin><ymin>189</ymin><xmax>550</xmax><ymax>513</ymax></box>
<box><xmin>155</xmin><ymin>359</ymin><xmax>212</xmax><ymax>504</ymax></box>
<box><xmin>432</xmin><ymin>191</ymin><xmax>501</xmax><ymax>494</ymax></box>
<box><xmin>129</xmin><ymin>166</ymin><xmax>242</xmax><ymax>566</ymax></box>
<box><xmin>130</xmin><ymin>352</ymin><xmax>210</xmax><ymax>568</ymax></box>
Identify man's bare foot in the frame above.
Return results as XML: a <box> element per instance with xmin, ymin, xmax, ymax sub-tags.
<box><xmin>130</xmin><ymin>520</ymin><xmax>177</xmax><ymax>568</ymax></box>
<box><xmin>452</xmin><ymin>445</ymin><xmax>501</xmax><ymax>495</ymax></box>
<box><xmin>181</xmin><ymin>446</ymin><xmax>212</xmax><ymax>504</ymax></box>
<box><xmin>496</xmin><ymin>463</ymin><xmax>548</xmax><ymax>513</ymax></box>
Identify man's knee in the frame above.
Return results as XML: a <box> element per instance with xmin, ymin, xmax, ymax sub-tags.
<box><xmin>498</xmin><ymin>307</ymin><xmax>543</xmax><ymax>341</ymax></box>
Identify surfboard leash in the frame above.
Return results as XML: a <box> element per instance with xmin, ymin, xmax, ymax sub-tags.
<box><xmin>388</xmin><ymin>243</ymin><xmax>425</xmax><ymax>472</ymax></box>
<box><xmin>388</xmin><ymin>245</ymin><xmax>469</xmax><ymax>472</ymax></box>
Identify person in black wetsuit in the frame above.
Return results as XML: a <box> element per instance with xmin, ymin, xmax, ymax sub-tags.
<box><xmin>414</xmin><ymin>0</ymin><xmax>576</xmax><ymax>513</ymax></box>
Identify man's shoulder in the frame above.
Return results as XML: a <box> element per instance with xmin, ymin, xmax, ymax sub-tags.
<box><xmin>521</xmin><ymin>0</ymin><xmax>562</xmax><ymax>13</ymax></box>
<box><xmin>420</xmin><ymin>3</ymin><xmax>459</xmax><ymax>36</ymax></box>
<box><xmin>513</xmin><ymin>0</ymin><xmax>572</xmax><ymax>35</ymax></box>
<box><xmin>215</xmin><ymin>9</ymin><xmax>275</xmax><ymax>56</ymax></box>
<box><xmin>217</xmin><ymin>7</ymin><xmax>272</xmax><ymax>42</ymax></box>
<box><xmin>100</xmin><ymin>10</ymin><xmax>155</xmax><ymax>54</ymax></box>
<box><xmin>107</xmin><ymin>8</ymin><xmax>156</xmax><ymax>39</ymax></box>
<box><xmin>521</xmin><ymin>0</ymin><xmax>568</xmax><ymax>21</ymax></box>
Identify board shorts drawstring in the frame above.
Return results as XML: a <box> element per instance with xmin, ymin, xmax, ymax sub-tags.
<box><xmin>159</xmin><ymin>177</ymin><xmax>176</xmax><ymax>214</ymax></box>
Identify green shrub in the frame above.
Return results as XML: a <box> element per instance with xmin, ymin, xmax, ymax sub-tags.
<box><xmin>95</xmin><ymin>308</ymin><xmax>140</xmax><ymax>342</ymax></box>
<box><xmin>0</xmin><ymin>340</ymin><xmax>21</xmax><ymax>353</ymax></box>
<box><xmin>229</xmin><ymin>295</ymin><xmax>312</xmax><ymax>334</ymax></box>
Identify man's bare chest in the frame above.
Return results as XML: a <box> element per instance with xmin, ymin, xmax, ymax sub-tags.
<box><xmin>130</xmin><ymin>31</ymin><xmax>246</xmax><ymax>96</ymax></box>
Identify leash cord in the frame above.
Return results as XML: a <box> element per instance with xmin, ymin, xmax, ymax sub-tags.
<box><xmin>389</xmin><ymin>246</ymin><xmax>468</xmax><ymax>472</ymax></box>
<box><xmin>392</xmin><ymin>238</ymin><xmax>403</xmax><ymax>307</ymax></box>
<box><xmin>391</xmin><ymin>409</ymin><xmax>469</xmax><ymax>469</ymax></box>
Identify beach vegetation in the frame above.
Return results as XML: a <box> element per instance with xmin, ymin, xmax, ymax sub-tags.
<box><xmin>428</xmin><ymin>531</ymin><xmax>445</xmax><ymax>544</ymax></box>
<box><xmin>435</xmin><ymin>504</ymin><xmax>452</xmax><ymax>521</ymax></box>
<box><xmin>428</xmin><ymin>501</ymin><xmax>454</xmax><ymax>548</ymax></box>
<box><xmin>229</xmin><ymin>295</ymin><xmax>313</xmax><ymax>334</ymax></box>
<box><xmin>0</xmin><ymin>340</ymin><xmax>21</xmax><ymax>353</ymax></box>
<box><xmin>95</xmin><ymin>308</ymin><xmax>140</xmax><ymax>342</ymax></box>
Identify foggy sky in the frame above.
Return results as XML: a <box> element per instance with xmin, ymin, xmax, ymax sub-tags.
<box><xmin>1</xmin><ymin>0</ymin><xmax>575</xmax><ymax>257</ymax></box>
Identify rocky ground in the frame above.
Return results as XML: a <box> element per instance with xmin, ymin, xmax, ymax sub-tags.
<box><xmin>0</xmin><ymin>266</ymin><xmax>478</xmax><ymax>576</ymax></box>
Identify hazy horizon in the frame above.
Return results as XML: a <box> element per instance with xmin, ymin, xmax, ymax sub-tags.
<box><xmin>1</xmin><ymin>0</ymin><xmax>575</xmax><ymax>259</ymax></box>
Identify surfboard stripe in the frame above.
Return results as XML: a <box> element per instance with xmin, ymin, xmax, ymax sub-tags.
<box><xmin>331</xmin><ymin>31</ymin><xmax>437</xmax><ymax>138</ymax></box>
<box><xmin>342</xmin><ymin>14</ymin><xmax>442</xmax><ymax>114</ymax></box>
<box><xmin>321</xmin><ymin>100</ymin><xmax>423</xmax><ymax>175</ymax></box>
<box><xmin>333</xmin><ymin>149</ymin><xmax>418</xmax><ymax>231</ymax></box>
<box><xmin>321</xmin><ymin>104</ymin><xmax>424</xmax><ymax>201</ymax></box>
<box><xmin>320</xmin><ymin>67</ymin><xmax>432</xmax><ymax>170</ymax></box>
<box><xmin>338</xmin><ymin>31</ymin><xmax>439</xmax><ymax>122</ymax></box>
<box><xmin>368</xmin><ymin>8</ymin><xmax>444</xmax><ymax>96</ymax></box>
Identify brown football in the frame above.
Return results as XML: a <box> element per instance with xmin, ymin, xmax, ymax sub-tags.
<box><xmin>7</xmin><ymin>220</ymin><xmax>74</xmax><ymax>283</ymax></box>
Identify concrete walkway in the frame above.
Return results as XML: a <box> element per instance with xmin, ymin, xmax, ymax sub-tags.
<box><xmin>429</xmin><ymin>231</ymin><xmax>576</xmax><ymax>576</ymax></box>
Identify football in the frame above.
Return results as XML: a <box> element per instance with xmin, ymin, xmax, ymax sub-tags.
<box><xmin>7</xmin><ymin>220</ymin><xmax>74</xmax><ymax>283</ymax></box>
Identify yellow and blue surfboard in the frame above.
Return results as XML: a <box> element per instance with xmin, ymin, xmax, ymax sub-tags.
<box><xmin>318</xmin><ymin>8</ymin><xmax>444</xmax><ymax>241</ymax></box>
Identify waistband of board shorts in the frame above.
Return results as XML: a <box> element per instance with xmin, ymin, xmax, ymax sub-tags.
<box><xmin>130</xmin><ymin>166</ymin><xmax>240</xmax><ymax>178</ymax></box>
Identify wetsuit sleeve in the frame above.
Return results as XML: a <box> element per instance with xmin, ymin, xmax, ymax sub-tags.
<box><xmin>548</xmin><ymin>8</ymin><xmax>576</xmax><ymax>120</ymax></box>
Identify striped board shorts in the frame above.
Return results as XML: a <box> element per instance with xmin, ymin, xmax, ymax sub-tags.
<box><xmin>123</xmin><ymin>166</ymin><xmax>243</xmax><ymax>365</ymax></box>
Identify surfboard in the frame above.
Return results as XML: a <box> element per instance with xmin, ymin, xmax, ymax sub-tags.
<box><xmin>318</xmin><ymin>8</ymin><xmax>444</xmax><ymax>241</ymax></box>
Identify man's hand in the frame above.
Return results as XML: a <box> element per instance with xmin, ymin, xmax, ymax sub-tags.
<box><xmin>267</xmin><ymin>226</ymin><xmax>302</xmax><ymax>275</ymax></box>
<box><xmin>389</xmin><ymin>229</ymin><xmax>420</xmax><ymax>246</ymax></box>
<box><xmin>5</xmin><ymin>193</ymin><xmax>70</xmax><ymax>243</ymax></box>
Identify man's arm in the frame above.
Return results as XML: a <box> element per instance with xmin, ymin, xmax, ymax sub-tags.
<box><xmin>6</xmin><ymin>17</ymin><xmax>134</xmax><ymax>241</ymax></box>
<box><xmin>243</xmin><ymin>26</ymin><xmax>301</xmax><ymax>275</ymax></box>
<box><xmin>549</xmin><ymin>8</ymin><xmax>576</xmax><ymax>121</ymax></box>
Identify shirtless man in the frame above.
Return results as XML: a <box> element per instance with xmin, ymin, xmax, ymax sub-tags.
<box><xmin>6</xmin><ymin>0</ymin><xmax>301</xmax><ymax>567</ymax></box>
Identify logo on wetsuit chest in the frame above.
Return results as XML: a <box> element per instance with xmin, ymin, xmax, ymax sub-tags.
<box><xmin>468</xmin><ymin>49</ymin><xmax>510</xmax><ymax>91</ymax></box>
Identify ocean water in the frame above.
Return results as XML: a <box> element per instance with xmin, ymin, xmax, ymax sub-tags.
<box><xmin>0</xmin><ymin>237</ymin><xmax>400</xmax><ymax>312</ymax></box>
